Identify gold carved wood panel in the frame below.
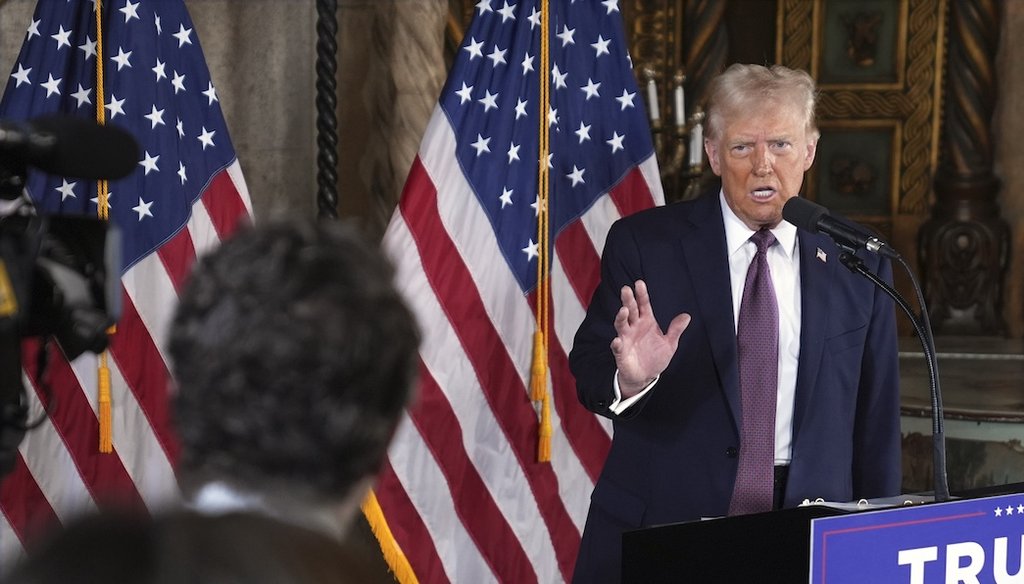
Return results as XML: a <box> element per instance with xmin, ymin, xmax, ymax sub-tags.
<box><xmin>624</xmin><ymin>0</ymin><xmax>685</xmax><ymax>85</ymax></box>
<box><xmin>777</xmin><ymin>0</ymin><xmax>946</xmax><ymax>240</ymax></box>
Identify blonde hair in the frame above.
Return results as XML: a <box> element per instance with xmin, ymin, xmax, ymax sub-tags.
<box><xmin>704</xmin><ymin>63</ymin><xmax>819</xmax><ymax>141</ymax></box>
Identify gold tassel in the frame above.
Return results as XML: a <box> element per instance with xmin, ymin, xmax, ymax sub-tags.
<box><xmin>362</xmin><ymin>490</ymin><xmax>420</xmax><ymax>584</ymax></box>
<box><xmin>529</xmin><ymin>0</ymin><xmax>553</xmax><ymax>465</ymax></box>
<box><xmin>529</xmin><ymin>330</ymin><xmax>547</xmax><ymax>401</ymax></box>
<box><xmin>94</xmin><ymin>0</ymin><xmax>114</xmax><ymax>455</ymax></box>
<box><xmin>98</xmin><ymin>358</ymin><xmax>112</xmax><ymax>453</ymax></box>
<box><xmin>537</xmin><ymin>394</ymin><xmax>551</xmax><ymax>462</ymax></box>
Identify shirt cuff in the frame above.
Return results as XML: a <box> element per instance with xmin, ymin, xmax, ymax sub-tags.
<box><xmin>609</xmin><ymin>371</ymin><xmax>659</xmax><ymax>415</ymax></box>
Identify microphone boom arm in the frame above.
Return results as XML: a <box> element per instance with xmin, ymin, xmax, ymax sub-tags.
<box><xmin>838</xmin><ymin>252</ymin><xmax>949</xmax><ymax>503</ymax></box>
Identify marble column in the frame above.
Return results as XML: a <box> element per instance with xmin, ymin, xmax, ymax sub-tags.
<box><xmin>337</xmin><ymin>0</ymin><xmax>447</xmax><ymax>239</ymax></box>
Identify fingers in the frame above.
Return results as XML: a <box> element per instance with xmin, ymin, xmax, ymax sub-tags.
<box><xmin>633</xmin><ymin>280</ymin><xmax>651</xmax><ymax>319</ymax></box>
<box><xmin>619</xmin><ymin>284</ymin><xmax>638</xmax><ymax>325</ymax></box>
<box><xmin>617</xmin><ymin>280</ymin><xmax>665</xmax><ymax>337</ymax></box>
<box><xmin>613</xmin><ymin>304</ymin><xmax>630</xmax><ymax>336</ymax></box>
<box><xmin>610</xmin><ymin>335</ymin><xmax>623</xmax><ymax>356</ymax></box>
<box><xmin>619</xmin><ymin>280</ymin><xmax>651</xmax><ymax>324</ymax></box>
<box><xmin>665</xmin><ymin>313</ymin><xmax>691</xmax><ymax>344</ymax></box>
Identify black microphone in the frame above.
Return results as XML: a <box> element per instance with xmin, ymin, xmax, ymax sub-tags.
<box><xmin>782</xmin><ymin>196</ymin><xmax>900</xmax><ymax>259</ymax></box>
<box><xmin>0</xmin><ymin>116</ymin><xmax>139</xmax><ymax>180</ymax></box>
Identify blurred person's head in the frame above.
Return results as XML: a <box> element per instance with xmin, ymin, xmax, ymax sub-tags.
<box><xmin>703</xmin><ymin>63</ymin><xmax>819</xmax><ymax>231</ymax></box>
<box><xmin>3</xmin><ymin>510</ymin><xmax>378</xmax><ymax>584</ymax></box>
<box><xmin>168</xmin><ymin>217</ymin><xmax>419</xmax><ymax>530</ymax></box>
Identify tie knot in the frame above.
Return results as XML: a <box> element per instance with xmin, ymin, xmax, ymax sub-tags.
<box><xmin>750</xmin><ymin>229</ymin><xmax>777</xmax><ymax>255</ymax></box>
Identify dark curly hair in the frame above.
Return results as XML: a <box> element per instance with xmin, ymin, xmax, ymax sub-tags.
<box><xmin>5</xmin><ymin>510</ymin><xmax>379</xmax><ymax>584</ymax></box>
<box><xmin>168</xmin><ymin>218</ymin><xmax>419</xmax><ymax>502</ymax></box>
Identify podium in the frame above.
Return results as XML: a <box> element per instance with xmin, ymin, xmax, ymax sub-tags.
<box><xmin>622</xmin><ymin>484</ymin><xmax>1024</xmax><ymax>583</ymax></box>
<box><xmin>621</xmin><ymin>505</ymin><xmax>847</xmax><ymax>583</ymax></box>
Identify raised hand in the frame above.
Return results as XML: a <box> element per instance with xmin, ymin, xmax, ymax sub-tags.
<box><xmin>610</xmin><ymin>280</ymin><xmax>691</xmax><ymax>398</ymax></box>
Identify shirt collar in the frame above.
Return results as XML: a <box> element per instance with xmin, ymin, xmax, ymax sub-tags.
<box><xmin>719</xmin><ymin>190</ymin><xmax>798</xmax><ymax>259</ymax></box>
<box><xmin>187</xmin><ymin>481</ymin><xmax>346</xmax><ymax>541</ymax></box>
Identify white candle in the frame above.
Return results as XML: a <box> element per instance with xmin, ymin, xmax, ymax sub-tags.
<box><xmin>646</xmin><ymin>78</ymin><xmax>660</xmax><ymax>122</ymax></box>
<box><xmin>674</xmin><ymin>85</ymin><xmax>685</xmax><ymax>127</ymax></box>
<box><xmin>689</xmin><ymin>121</ymin><xmax>703</xmax><ymax>167</ymax></box>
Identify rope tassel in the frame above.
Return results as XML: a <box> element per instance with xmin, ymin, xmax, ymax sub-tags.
<box><xmin>537</xmin><ymin>393</ymin><xmax>552</xmax><ymax>463</ymax></box>
<box><xmin>98</xmin><ymin>355</ymin><xmax>112</xmax><ymax>453</ymax></box>
<box><xmin>94</xmin><ymin>1</ymin><xmax>114</xmax><ymax>453</ymax></box>
<box><xmin>531</xmin><ymin>329</ymin><xmax>551</xmax><ymax>462</ymax></box>
<box><xmin>529</xmin><ymin>331</ymin><xmax>547</xmax><ymax>401</ymax></box>
<box><xmin>529</xmin><ymin>0</ymin><xmax>552</xmax><ymax>464</ymax></box>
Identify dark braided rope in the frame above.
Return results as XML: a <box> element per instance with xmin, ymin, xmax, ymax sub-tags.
<box><xmin>315</xmin><ymin>0</ymin><xmax>339</xmax><ymax>220</ymax></box>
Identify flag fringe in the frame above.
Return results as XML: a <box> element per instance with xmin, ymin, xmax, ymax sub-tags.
<box><xmin>537</xmin><ymin>394</ymin><xmax>552</xmax><ymax>462</ymax></box>
<box><xmin>362</xmin><ymin>490</ymin><xmax>420</xmax><ymax>584</ymax></box>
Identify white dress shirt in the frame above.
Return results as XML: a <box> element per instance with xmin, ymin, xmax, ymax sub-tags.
<box><xmin>187</xmin><ymin>481</ymin><xmax>347</xmax><ymax>540</ymax></box>
<box><xmin>609</xmin><ymin>191</ymin><xmax>802</xmax><ymax>464</ymax></box>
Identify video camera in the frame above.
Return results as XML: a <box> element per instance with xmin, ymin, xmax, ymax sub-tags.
<box><xmin>0</xmin><ymin>115</ymin><xmax>138</xmax><ymax>476</ymax></box>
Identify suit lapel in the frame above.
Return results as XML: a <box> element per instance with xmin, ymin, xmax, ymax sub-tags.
<box><xmin>678</xmin><ymin>194</ymin><xmax>741</xmax><ymax>428</ymax></box>
<box><xmin>676</xmin><ymin>196</ymin><xmax>839</xmax><ymax>437</ymax></box>
<box><xmin>792</xmin><ymin>232</ymin><xmax>837</xmax><ymax>438</ymax></box>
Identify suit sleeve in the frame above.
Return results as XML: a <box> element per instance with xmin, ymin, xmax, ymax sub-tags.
<box><xmin>569</xmin><ymin>219</ymin><xmax>647</xmax><ymax>419</ymax></box>
<box><xmin>851</xmin><ymin>255</ymin><xmax>903</xmax><ymax>498</ymax></box>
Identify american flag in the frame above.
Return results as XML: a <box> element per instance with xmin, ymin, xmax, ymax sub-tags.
<box><xmin>0</xmin><ymin>0</ymin><xmax>251</xmax><ymax>564</ymax></box>
<box><xmin>371</xmin><ymin>1</ymin><xmax>663</xmax><ymax>582</ymax></box>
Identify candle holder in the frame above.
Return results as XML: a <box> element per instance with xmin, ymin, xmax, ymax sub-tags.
<box><xmin>639</xmin><ymin>64</ymin><xmax>706</xmax><ymax>202</ymax></box>
<box><xmin>680</xmin><ymin>108</ymin><xmax>707</xmax><ymax>201</ymax></box>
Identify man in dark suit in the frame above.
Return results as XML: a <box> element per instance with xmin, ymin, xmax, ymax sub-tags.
<box><xmin>569</xmin><ymin>64</ymin><xmax>901</xmax><ymax>582</ymax></box>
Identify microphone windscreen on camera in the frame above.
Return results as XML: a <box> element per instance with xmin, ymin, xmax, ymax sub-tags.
<box><xmin>28</xmin><ymin>116</ymin><xmax>140</xmax><ymax>180</ymax></box>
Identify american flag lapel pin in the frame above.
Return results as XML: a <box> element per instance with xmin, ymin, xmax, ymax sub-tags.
<box><xmin>816</xmin><ymin>247</ymin><xmax>827</xmax><ymax>263</ymax></box>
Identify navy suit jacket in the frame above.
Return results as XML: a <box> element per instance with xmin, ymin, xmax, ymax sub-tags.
<box><xmin>569</xmin><ymin>192</ymin><xmax>901</xmax><ymax>583</ymax></box>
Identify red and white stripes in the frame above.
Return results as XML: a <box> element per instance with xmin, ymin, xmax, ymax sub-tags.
<box><xmin>375</xmin><ymin>106</ymin><xmax>661</xmax><ymax>583</ymax></box>
<box><xmin>0</xmin><ymin>160</ymin><xmax>251</xmax><ymax>571</ymax></box>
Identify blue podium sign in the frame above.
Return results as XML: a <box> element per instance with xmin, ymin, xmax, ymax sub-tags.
<box><xmin>810</xmin><ymin>493</ymin><xmax>1024</xmax><ymax>583</ymax></box>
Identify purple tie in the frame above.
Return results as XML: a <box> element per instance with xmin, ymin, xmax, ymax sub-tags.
<box><xmin>728</xmin><ymin>229</ymin><xmax>779</xmax><ymax>516</ymax></box>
